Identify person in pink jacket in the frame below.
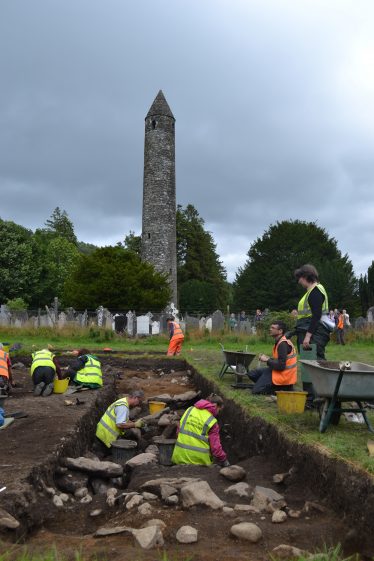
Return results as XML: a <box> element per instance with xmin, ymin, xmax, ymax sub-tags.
<box><xmin>173</xmin><ymin>394</ymin><xmax>230</xmax><ymax>466</ymax></box>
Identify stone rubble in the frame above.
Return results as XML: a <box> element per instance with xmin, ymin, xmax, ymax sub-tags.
<box><xmin>230</xmin><ymin>522</ymin><xmax>262</xmax><ymax>542</ymax></box>
<box><xmin>220</xmin><ymin>465</ymin><xmax>246</xmax><ymax>482</ymax></box>
<box><xmin>176</xmin><ymin>525</ymin><xmax>198</xmax><ymax>543</ymax></box>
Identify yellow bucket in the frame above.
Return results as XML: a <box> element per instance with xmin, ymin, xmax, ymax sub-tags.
<box><xmin>53</xmin><ymin>378</ymin><xmax>69</xmax><ymax>394</ymax></box>
<box><xmin>148</xmin><ymin>401</ymin><xmax>166</xmax><ymax>415</ymax></box>
<box><xmin>276</xmin><ymin>391</ymin><xmax>308</xmax><ymax>414</ymax></box>
<box><xmin>1</xmin><ymin>343</ymin><xmax>10</xmax><ymax>353</ymax></box>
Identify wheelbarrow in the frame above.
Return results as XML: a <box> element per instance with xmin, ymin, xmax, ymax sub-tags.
<box><xmin>218</xmin><ymin>344</ymin><xmax>257</xmax><ymax>388</ymax></box>
<box><xmin>299</xmin><ymin>359</ymin><xmax>374</xmax><ymax>433</ymax></box>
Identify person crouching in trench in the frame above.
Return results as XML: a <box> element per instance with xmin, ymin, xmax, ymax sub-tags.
<box><xmin>171</xmin><ymin>394</ymin><xmax>230</xmax><ymax>467</ymax></box>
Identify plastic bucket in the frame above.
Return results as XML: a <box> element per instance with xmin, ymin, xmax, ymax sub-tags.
<box><xmin>148</xmin><ymin>401</ymin><xmax>166</xmax><ymax>415</ymax></box>
<box><xmin>111</xmin><ymin>439</ymin><xmax>138</xmax><ymax>464</ymax></box>
<box><xmin>53</xmin><ymin>378</ymin><xmax>69</xmax><ymax>394</ymax></box>
<box><xmin>1</xmin><ymin>343</ymin><xmax>10</xmax><ymax>353</ymax></box>
<box><xmin>276</xmin><ymin>391</ymin><xmax>308</xmax><ymax>414</ymax></box>
<box><xmin>155</xmin><ymin>438</ymin><xmax>176</xmax><ymax>466</ymax></box>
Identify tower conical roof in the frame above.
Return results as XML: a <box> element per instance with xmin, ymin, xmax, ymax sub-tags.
<box><xmin>146</xmin><ymin>90</ymin><xmax>175</xmax><ymax>119</ymax></box>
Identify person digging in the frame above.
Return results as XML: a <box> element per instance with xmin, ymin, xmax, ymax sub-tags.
<box><xmin>171</xmin><ymin>393</ymin><xmax>230</xmax><ymax>467</ymax></box>
<box><xmin>60</xmin><ymin>348</ymin><xmax>103</xmax><ymax>389</ymax></box>
<box><xmin>0</xmin><ymin>343</ymin><xmax>14</xmax><ymax>397</ymax></box>
<box><xmin>95</xmin><ymin>389</ymin><xmax>145</xmax><ymax>456</ymax></box>
<box><xmin>30</xmin><ymin>346</ymin><xmax>62</xmax><ymax>397</ymax></box>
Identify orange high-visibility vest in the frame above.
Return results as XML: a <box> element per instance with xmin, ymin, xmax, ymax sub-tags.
<box><xmin>337</xmin><ymin>315</ymin><xmax>344</xmax><ymax>329</ymax></box>
<box><xmin>0</xmin><ymin>350</ymin><xmax>9</xmax><ymax>379</ymax></box>
<box><xmin>272</xmin><ymin>336</ymin><xmax>297</xmax><ymax>386</ymax></box>
<box><xmin>171</xmin><ymin>321</ymin><xmax>184</xmax><ymax>339</ymax></box>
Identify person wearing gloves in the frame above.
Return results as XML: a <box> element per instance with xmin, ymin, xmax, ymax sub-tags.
<box><xmin>172</xmin><ymin>394</ymin><xmax>230</xmax><ymax>467</ymax></box>
<box><xmin>95</xmin><ymin>389</ymin><xmax>145</xmax><ymax>449</ymax></box>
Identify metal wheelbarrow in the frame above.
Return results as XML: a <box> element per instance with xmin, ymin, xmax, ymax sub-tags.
<box><xmin>299</xmin><ymin>360</ymin><xmax>374</xmax><ymax>433</ymax></box>
<box><xmin>218</xmin><ymin>344</ymin><xmax>257</xmax><ymax>388</ymax></box>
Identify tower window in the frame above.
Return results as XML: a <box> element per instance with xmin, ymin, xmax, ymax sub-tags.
<box><xmin>148</xmin><ymin>233</ymin><xmax>151</xmax><ymax>239</ymax></box>
<box><xmin>151</xmin><ymin>120</ymin><xmax>156</xmax><ymax>130</ymax></box>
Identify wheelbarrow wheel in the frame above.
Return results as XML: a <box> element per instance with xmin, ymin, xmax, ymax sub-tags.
<box><xmin>318</xmin><ymin>398</ymin><xmax>341</xmax><ymax>431</ymax></box>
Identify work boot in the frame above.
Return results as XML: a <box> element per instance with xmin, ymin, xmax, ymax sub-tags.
<box><xmin>42</xmin><ymin>383</ymin><xmax>54</xmax><ymax>397</ymax></box>
<box><xmin>34</xmin><ymin>382</ymin><xmax>45</xmax><ymax>396</ymax></box>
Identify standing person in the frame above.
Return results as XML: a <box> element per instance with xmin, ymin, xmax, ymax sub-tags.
<box><xmin>166</xmin><ymin>316</ymin><xmax>184</xmax><ymax>356</ymax></box>
<box><xmin>0</xmin><ymin>343</ymin><xmax>13</xmax><ymax>396</ymax></box>
<box><xmin>95</xmin><ymin>389</ymin><xmax>145</xmax><ymax>449</ymax></box>
<box><xmin>336</xmin><ymin>311</ymin><xmax>346</xmax><ymax>345</ymax></box>
<box><xmin>294</xmin><ymin>264</ymin><xmax>332</xmax><ymax>361</ymax></box>
<box><xmin>343</xmin><ymin>309</ymin><xmax>350</xmax><ymax>327</ymax></box>
<box><xmin>246</xmin><ymin>321</ymin><xmax>297</xmax><ymax>394</ymax></box>
<box><xmin>172</xmin><ymin>394</ymin><xmax>230</xmax><ymax>467</ymax></box>
<box><xmin>62</xmin><ymin>349</ymin><xmax>103</xmax><ymax>388</ymax></box>
<box><xmin>30</xmin><ymin>346</ymin><xmax>61</xmax><ymax>396</ymax></box>
<box><xmin>229</xmin><ymin>313</ymin><xmax>237</xmax><ymax>331</ymax></box>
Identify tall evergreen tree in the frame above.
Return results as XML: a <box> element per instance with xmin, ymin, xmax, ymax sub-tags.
<box><xmin>44</xmin><ymin>207</ymin><xmax>78</xmax><ymax>246</ymax></box>
<box><xmin>177</xmin><ymin>204</ymin><xmax>228</xmax><ymax>312</ymax></box>
<box><xmin>63</xmin><ymin>246</ymin><xmax>171</xmax><ymax>310</ymax></box>
<box><xmin>233</xmin><ymin>220</ymin><xmax>358</xmax><ymax>313</ymax></box>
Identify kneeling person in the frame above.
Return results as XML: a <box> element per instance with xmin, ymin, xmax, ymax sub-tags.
<box><xmin>247</xmin><ymin>321</ymin><xmax>297</xmax><ymax>394</ymax></box>
<box><xmin>95</xmin><ymin>390</ymin><xmax>145</xmax><ymax>449</ymax></box>
<box><xmin>31</xmin><ymin>347</ymin><xmax>61</xmax><ymax>397</ymax></box>
<box><xmin>172</xmin><ymin>394</ymin><xmax>229</xmax><ymax>467</ymax></box>
<box><xmin>63</xmin><ymin>349</ymin><xmax>102</xmax><ymax>389</ymax></box>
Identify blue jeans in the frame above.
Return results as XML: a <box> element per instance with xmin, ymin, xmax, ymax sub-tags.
<box><xmin>247</xmin><ymin>367</ymin><xmax>293</xmax><ymax>395</ymax></box>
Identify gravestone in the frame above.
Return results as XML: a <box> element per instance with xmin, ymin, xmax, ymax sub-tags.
<box><xmin>367</xmin><ymin>307</ymin><xmax>374</xmax><ymax>324</ymax></box>
<box><xmin>205</xmin><ymin>317</ymin><xmax>212</xmax><ymax>333</ymax></box>
<box><xmin>151</xmin><ymin>321</ymin><xmax>160</xmax><ymax>335</ymax></box>
<box><xmin>185</xmin><ymin>314</ymin><xmax>199</xmax><ymax>331</ymax></box>
<box><xmin>199</xmin><ymin>317</ymin><xmax>206</xmax><ymax>331</ymax></box>
<box><xmin>355</xmin><ymin>316</ymin><xmax>367</xmax><ymax>330</ymax></box>
<box><xmin>137</xmin><ymin>315</ymin><xmax>150</xmax><ymax>336</ymax></box>
<box><xmin>159</xmin><ymin>313</ymin><xmax>167</xmax><ymax>333</ymax></box>
<box><xmin>0</xmin><ymin>306</ymin><xmax>9</xmax><ymax>326</ymax></box>
<box><xmin>239</xmin><ymin>320</ymin><xmax>252</xmax><ymax>334</ymax></box>
<box><xmin>97</xmin><ymin>306</ymin><xmax>104</xmax><ymax>327</ymax></box>
<box><xmin>66</xmin><ymin>307</ymin><xmax>75</xmax><ymax>322</ymax></box>
<box><xmin>58</xmin><ymin>312</ymin><xmax>67</xmax><ymax>329</ymax></box>
<box><xmin>80</xmin><ymin>310</ymin><xmax>88</xmax><ymax>327</ymax></box>
<box><xmin>212</xmin><ymin>310</ymin><xmax>224</xmax><ymax>333</ymax></box>
<box><xmin>126</xmin><ymin>311</ymin><xmax>135</xmax><ymax>336</ymax></box>
<box><xmin>114</xmin><ymin>314</ymin><xmax>126</xmax><ymax>333</ymax></box>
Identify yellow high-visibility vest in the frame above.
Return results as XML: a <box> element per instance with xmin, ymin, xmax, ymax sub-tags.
<box><xmin>297</xmin><ymin>283</ymin><xmax>329</xmax><ymax>319</ymax></box>
<box><xmin>172</xmin><ymin>406</ymin><xmax>216</xmax><ymax>465</ymax></box>
<box><xmin>96</xmin><ymin>397</ymin><xmax>128</xmax><ymax>448</ymax></box>
<box><xmin>30</xmin><ymin>350</ymin><xmax>56</xmax><ymax>376</ymax></box>
<box><xmin>75</xmin><ymin>355</ymin><xmax>102</xmax><ymax>386</ymax></box>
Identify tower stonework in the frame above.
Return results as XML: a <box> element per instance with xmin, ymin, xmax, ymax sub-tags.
<box><xmin>141</xmin><ymin>90</ymin><xmax>177</xmax><ymax>303</ymax></box>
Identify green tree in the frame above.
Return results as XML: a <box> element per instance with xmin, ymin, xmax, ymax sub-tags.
<box><xmin>233</xmin><ymin>220</ymin><xmax>358</xmax><ymax>313</ymax></box>
<box><xmin>0</xmin><ymin>218</ymin><xmax>41</xmax><ymax>304</ymax></box>
<box><xmin>6</xmin><ymin>297</ymin><xmax>27</xmax><ymax>311</ymax></box>
<box><xmin>177</xmin><ymin>204</ymin><xmax>228</xmax><ymax>312</ymax></box>
<box><xmin>78</xmin><ymin>241</ymin><xmax>99</xmax><ymax>255</ymax></box>
<box><xmin>63</xmin><ymin>246</ymin><xmax>171</xmax><ymax>310</ymax></box>
<box><xmin>122</xmin><ymin>231</ymin><xmax>141</xmax><ymax>255</ymax></box>
<box><xmin>44</xmin><ymin>207</ymin><xmax>78</xmax><ymax>246</ymax></box>
<box><xmin>358</xmin><ymin>261</ymin><xmax>374</xmax><ymax>315</ymax></box>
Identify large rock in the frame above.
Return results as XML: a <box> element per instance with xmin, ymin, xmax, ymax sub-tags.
<box><xmin>181</xmin><ymin>480</ymin><xmax>224</xmax><ymax>510</ymax></box>
<box><xmin>224</xmin><ymin>482</ymin><xmax>251</xmax><ymax>498</ymax></box>
<box><xmin>251</xmin><ymin>486</ymin><xmax>286</xmax><ymax>512</ymax></box>
<box><xmin>0</xmin><ymin>508</ymin><xmax>20</xmax><ymax>530</ymax></box>
<box><xmin>126</xmin><ymin>494</ymin><xmax>143</xmax><ymax>510</ymax></box>
<box><xmin>138</xmin><ymin>502</ymin><xmax>152</xmax><ymax>516</ymax></box>
<box><xmin>133</xmin><ymin>525</ymin><xmax>164</xmax><ymax>549</ymax></box>
<box><xmin>173</xmin><ymin>390</ymin><xmax>200</xmax><ymax>402</ymax></box>
<box><xmin>220</xmin><ymin>465</ymin><xmax>246</xmax><ymax>482</ymax></box>
<box><xmin>55</xmin><ymin>471</ymin><xmax>89</xmax><ymax>494</ymax></box>
<box><xmin>63</xmin><ymin>457</ymin><xmax>123</xmax><ymax>478</ymax></box>
<box><xmin>126</xmin><ymin>453</ymin><xmax>157</xmax><ymax>469</ymax></box>
<box><xmin>230</xmin><ymin>522</ymin><xmax>262</xmax><ymax>543</ymax></box>
<box><xmin>160</xmin><ymin>484</ymin><xmax>178</xmax><ymax>500</ymax></box>
<box><xmin>140</xmin><ymin>477</ymin><xmax>199</xmax><ymax>496</ymax></box>
<box><xmin>176</xmin><ymin>525</ymin><xmax>198</xmax><ymax>544</ymax></box>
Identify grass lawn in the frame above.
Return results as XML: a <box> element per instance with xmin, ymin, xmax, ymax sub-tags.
<box><xmin>2</xmin><ymin>327</ymin><xmax>374</xmax><ymax>475</ymax></box>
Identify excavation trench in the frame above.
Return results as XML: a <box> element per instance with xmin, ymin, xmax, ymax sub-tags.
<box><xmin>0</xmin><ymin>355</ymin><xmax>373</xmax><ymax>560</ymax></box>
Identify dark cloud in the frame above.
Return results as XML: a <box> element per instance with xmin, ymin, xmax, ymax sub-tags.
<box><xmin>1</xmin><ymin>0</ymin><xmax>373</xmax><ymax>282</ymax></box>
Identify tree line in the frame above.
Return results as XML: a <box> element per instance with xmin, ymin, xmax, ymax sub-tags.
<box><xmin>0</xmin><ymin>206</ymin><xmax>372</xmax><ymax>315</ymax></box>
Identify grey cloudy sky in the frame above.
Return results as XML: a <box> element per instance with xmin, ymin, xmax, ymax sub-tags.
<box><xmin>1</xmin><ymin>0</ymin><xmax>373</xmax><ymax>281</ymax></box>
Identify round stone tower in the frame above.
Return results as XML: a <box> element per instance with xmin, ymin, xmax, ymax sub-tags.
<box><xmin>141</xmin><ymin>90</ymin><xmax>177</xmax><ymax>304</ymax></box>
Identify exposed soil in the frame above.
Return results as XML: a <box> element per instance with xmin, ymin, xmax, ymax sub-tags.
<box><xmin>0</xmin><ymin>354</ymin><xmax>373</xmax><ymax>560</ymax></box>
